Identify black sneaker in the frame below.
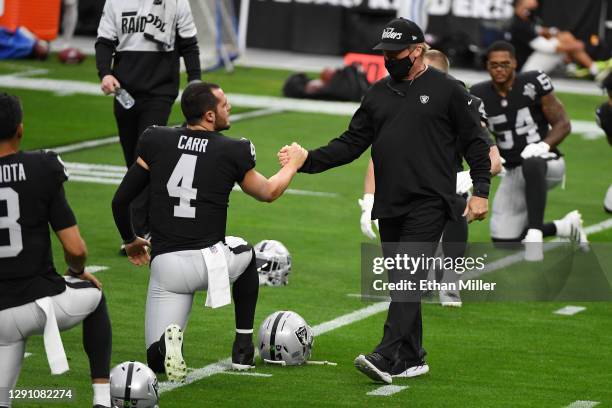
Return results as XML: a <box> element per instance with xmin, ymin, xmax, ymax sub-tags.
<box><xmin>232</xmin><ymin>340</ymin><xmax>255</xmax><ymax>370</ymax></box>
<box><xmin>354</xmin><ymin>352</ymin><xmax>392</xmax><ymax>384</ymax></box>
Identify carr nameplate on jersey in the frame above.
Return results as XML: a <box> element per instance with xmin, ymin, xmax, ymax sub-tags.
<box><xmin>177</xmin><ymin>134</ymin><xmax>209</xmax><ymax>154</ymax></box>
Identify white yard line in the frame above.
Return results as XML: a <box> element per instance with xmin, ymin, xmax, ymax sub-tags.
<box><xmin>565</xmin><ymin>401</ymin><xmax>600</xmax><ymax>408</ymax></box>
<box><xmin>554</xmin><ymin>306</ymin><xmax>587</xmax><ymax>316</ymax></box>
<box><xmin>24</xmin><ymin>352</ymin><xmax>33</xmax><ymax>358</ymax></box>
<box><xmin>0</xmin><ymin>75</ymin><xmax>604</xmax><ymax>139</ymax></box>
<box><xmin>85</xmin><ymin>265</ymin><xmax>109</xmax><ymax>274</ymax></box>
<box><xmin>51</xmin><ymin>108</ymin><xmax>283</xmax><ymax>155</ymax></box>
<box><xmin>366</xmin><ymin>385</ymin><xmax>409</xmax><ymax>396</ymax></box>
<box><xmin>220</xmin><ymin>371</ymin><xmax>273</xmax><ymax>377</ymax></box>
<box><xmin>159</xmin><ymin>301</ymin><xmax>389</xmax><ymax>394</ymax></box>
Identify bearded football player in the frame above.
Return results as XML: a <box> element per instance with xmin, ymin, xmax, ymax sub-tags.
<box><xmin>111</xmin><ymin>82</ymin><xmax>307</xmax><ymax>382</ymax></box>
<box><xmin>470</xmin><ymin>41</ymin><xmax>588</xmax><ymax>260</ymax></box>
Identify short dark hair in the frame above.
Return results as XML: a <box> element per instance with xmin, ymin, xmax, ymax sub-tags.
<box><xmin>0</xmin><ymin>93</ymin><xmax>23</xmax><ymax>140</ymax></box>
<box><xmin>181</xmin><ymin>82</ymin><xmax>221</xmax><ymax>125</ymax></box>
<box><xmin>486</xmin><ymin>41</ymin><xmax>516</xmax><ymax>59</ymax></box>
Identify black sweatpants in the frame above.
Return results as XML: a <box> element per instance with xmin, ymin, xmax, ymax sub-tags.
<box><xmin>374</xmin><ymin>198</ymin><xmax>448</xmax><ymax>370</ymax></box>
<box><xmin>114</xmin><ymin>97</ymin><xmax>173</xmax><ymax>236</ymax></box>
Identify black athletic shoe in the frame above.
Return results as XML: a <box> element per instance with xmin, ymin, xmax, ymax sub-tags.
<box><xmin>231</xmin><ymin>340</ymin><xmax>255</xmax><ymax>371</ymax></box>
<box><xmin>354</xmin><ymin>352</ymin><xmax>392</xmax><ymax>384</ymax></box>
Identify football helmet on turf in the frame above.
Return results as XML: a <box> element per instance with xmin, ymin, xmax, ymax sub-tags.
<box><xmin>254</xmin><ymin>240</ymin><xmax>292</xmax><ymax>286</ymax></box>
<box><xmin>110</xmin><ymin>361</ymin><xmax>159</xmax><ymax>408</ymax></box>
<box><xmin>258</xmin><ymin>311</ymin><xmax>314</xmax><ymax>365</ymax></box>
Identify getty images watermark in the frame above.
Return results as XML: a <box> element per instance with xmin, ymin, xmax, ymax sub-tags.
<box><xmin>370</xmin><ymin>252</ymin><xmax>495</xmax><ymax>292</ymax></box>
<box><xmin>360</xmin><ymin>242</ymin><xmax>612</xmax><ymax>302</ymax></box>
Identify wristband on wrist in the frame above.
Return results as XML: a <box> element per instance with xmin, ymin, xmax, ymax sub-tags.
<box><xmin>472</xmin><ymin>182</ymin><xmax>490</xmax><ymax>198</ymax></box>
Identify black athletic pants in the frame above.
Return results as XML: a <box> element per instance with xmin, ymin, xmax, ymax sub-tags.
<box><xmin>374</xmin><ymin>198</ymin><xmax>448</xmax><ymax>370</ymax></box>
<box><xmin>114</xmin><ymin>97</ymin><xmax>173</xmax><ymax>236</ymax></box>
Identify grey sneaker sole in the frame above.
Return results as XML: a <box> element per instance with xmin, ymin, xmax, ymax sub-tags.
<box><xmin>231</xmin><ymin>362</ymin><xmax>255</xmax><ymax>371</ymax></box>
<box><xmin>164</xmin><ymin>324</ymin><xmax>187</xmax><ymax>382</ymax></box>
<box><xmin>354</xmin><ymin>354</ymin><xmax>392</xmax><ymax>384</ymax></box>
<box><xmin>392</xmin><ymin>363</ymin><xmax>430</xmax><ymax>378</ymax></box>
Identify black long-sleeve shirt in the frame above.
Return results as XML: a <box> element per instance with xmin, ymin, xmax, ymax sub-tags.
<box><xmin>299</xmin><ymin>67</ymin><xmax>491</xmax><ymax>220</ymax></box>
<box><xmin>95</xmin><ymin>0</ymin><xmax>201</xmax><ymax>100</ymax></box>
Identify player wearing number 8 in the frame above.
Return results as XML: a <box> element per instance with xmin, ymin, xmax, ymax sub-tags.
<box><xmin>111</xmin><ymin>82</ymin><xmax>308</xmax><ymax>380</ymax></box>
<box><xmin>470</xmin><ymin>41</ymin><xmax>588</xmax><ymax>258</ymax></box>
<box><xmin>0</xmin><ymin>94</ymin><xmax>113</xmax><ymax>408</ymax></box>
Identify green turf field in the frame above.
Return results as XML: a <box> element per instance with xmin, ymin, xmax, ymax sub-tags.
<box><xmin>1</xmin><ymin>59</ymin><xmax>611</xmax><ymax>407</ymax></box>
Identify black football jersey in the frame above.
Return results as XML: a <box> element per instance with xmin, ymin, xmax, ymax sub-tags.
<box><xmin>470</xmin><ymin>70</ymin><xmax>560</xmax><ymax>168</ymax></box>
<box><xmin>0</xmin><ymin>150</ymin><xmax>76</xmax><ymax>311</ymax></box>
<box><xmin>137</xmin><ymin>126</ymin><xmax>255</xmax><ymax>258</ymax></box>
<box><xmin>596</xmin><ymin>101</ymin><xmax>612</xmax><ymax>143</ymax></box>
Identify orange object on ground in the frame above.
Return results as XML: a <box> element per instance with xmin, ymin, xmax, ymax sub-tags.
<box><xmin>344</xmin><ymin>53</ymin><xmax>387</xmax><ymax>84</ymax></box>
<box><xmin>0</xmin><ymin>0</ymin><xmax>61</xmax><ymax>41</ymax></box>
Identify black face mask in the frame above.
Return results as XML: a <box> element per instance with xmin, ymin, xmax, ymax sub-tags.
<box><xmin>385</xmin><ymin>52</ymin><xmax>415</xmax><ymax>82</ymax></box>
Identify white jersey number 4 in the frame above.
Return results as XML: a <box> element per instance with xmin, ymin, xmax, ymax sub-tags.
<box><xmin>167</xmin><ymin>154</ymin><xmax>198</xmax><ymax>219</ymax></box>
<box><xmin>0</xmin><ymin>187</ymin><xmax>23</xmax><ymax>258</ymax></box>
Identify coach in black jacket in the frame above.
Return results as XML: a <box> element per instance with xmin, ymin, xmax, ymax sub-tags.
<box><xmin>279</xmin><ymin>18</ymin><xmax>490</xmax><ymax>383</ymax></box>
<box><xmin>95</xmin><ymin>0</ymin><xmax>201</xmax><ymax>239</ymax></box>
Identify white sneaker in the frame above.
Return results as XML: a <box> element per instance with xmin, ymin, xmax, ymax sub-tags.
<box><xmin>439</xmin><ymin>289</ymin><xmax>462</xmax><ymax>307</ymax></box>
<box><xmin>392</xmin><ymin>363</ymin><xmax>430</xmax><ymax>378</ymax></box>
<box><xmin>554</xmin><ymin>210</ymin><xmax>589</xmax><ymax>249</ymax></box>
<box><xmin>164</xmin><ymin>324</ymin><xmax>187</xmax><ymax>382</ymax></box>
<box><xmin>522</xmin><ymin>228</ymin><xmax>543</xmax><ymax>261</ymax></box>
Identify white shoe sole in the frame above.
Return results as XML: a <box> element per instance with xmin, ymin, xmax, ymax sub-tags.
<box><xmin>354</xmin><ymin>355</ymin><xmax>392</xmax><ymax>384</ymax></box>
<box><xmin>392</xmin><ymin>363</ymin><xmax>430</xmax><ymax>378</ymax></box>
<box><xmin>164</xmin><ymin>324</ymin><xmax>187</xmax><ymax>382</ymax></box>
<box><xmin>441</xmin><ymin>301</ymin><xmax>462</xmax><ymax>308</ymax></box>
<box><xmin>231</xmin><ymin>362</ymin><xmax>255</xmax><ymax>371</ymax></box>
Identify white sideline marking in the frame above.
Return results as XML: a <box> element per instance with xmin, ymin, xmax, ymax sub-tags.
<box><xmin>565</xmin><ymin>401</ymin><xmax>600</xmax><ymax>408</ymax></box>
<box><xmin>220</xmin><ymin>371</ymin><xmax>273</xmax><ymax>377</ymax></box>
<box><xmin>24</xmin><ymin>352</ymin><xmax>33</xmax><ymax>358</ymax></box>
<box><xmin>554</xmin><ymin>306</ymin><xmax>587</xmax><ymax>316</ymax></box>
<box><xmin>367</xmin><ymin>385</ymin><xmax>409</xmax><ymax>396</ymax></box>
<box><xmin>159</xmin><ymin>301</ymin><xmax>390</xmax><ymax>394</ymax></box>
<box><xmin>0</xmin><ymin>74</ymin><xmax>603</xmax><ymax>138</ymax></box>
<box><xmin>49</xmin><ymin>108</ymin><xmax>282</xmax><ymax>154</ymax></box>
<box><xmin>54</xmin><ymin>136</ymin><xmax>119</xmax><ymax>154</ymax></box>
<box><xmin>85</xmin><ymin>265</ymin><xmax>109</xmax><ymax>274</ymax></box>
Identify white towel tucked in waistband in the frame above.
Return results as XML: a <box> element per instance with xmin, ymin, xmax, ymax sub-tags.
<box><xmin>143</xmin><ymin>0</ymin><xmax>178</xmax><ymax>50</ymax></box>
<box><xmin>202</xmin><ymin>243</ymin><xmax>231</xmax><ymax>308</ymax></box>
<box><xmin>34</xmin><ymin>297</ymin><xmax>69</xmax><ymax>375</ymax></box>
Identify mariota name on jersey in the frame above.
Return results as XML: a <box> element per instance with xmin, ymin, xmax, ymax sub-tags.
<box><xmin>178</xmin><ymin>135</ymin><xmax>209</xmax><ymax>154</ymax></box>
<box><xmin>0</xmin><ymin>163</ymin><xmax>26</xmax><ymax>183</ymax></box>
<box><xmin>121</xmin><ymin>11</ymin><xmax>166</xmax><ymax>35</ymax></box>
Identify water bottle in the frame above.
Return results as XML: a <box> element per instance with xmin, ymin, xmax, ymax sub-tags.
<box><xmin>115</xmin><ymin>88</ymin><xmax>135</xmax><ymax>109</ymax></box>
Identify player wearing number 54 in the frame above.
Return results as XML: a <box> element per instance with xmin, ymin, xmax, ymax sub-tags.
<box><xmin>111</xmin><ymin>81</ymin><xmax>307</xmax><ymax>381</ymax></box>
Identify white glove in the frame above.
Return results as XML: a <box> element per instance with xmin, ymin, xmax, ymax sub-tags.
<box><xmin>456</xmin><ymin>171</ymin><xmax>473</xmax><ymax>195</ymax></box>
<box><xmin>498</xmin><ymin>156</ymin><xmax>507</xmax><ymax>176</ymax></box>
<box><xmin>520</xmin><ymin>141</ymin><xmax>550</xmax><ymax>159</ymax></box>
<box><xmin>358</xmin><ymin>193</ymin><xmax>379</xmax><ymax>240</ymax></box>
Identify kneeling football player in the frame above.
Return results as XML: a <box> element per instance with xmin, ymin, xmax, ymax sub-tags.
<box><xmin>0</xmin><ymin>94</ymin><xmax>112</xmax><ymax>408</ymax></box>
<box><xmin>112</xmin><ymin>82</ymin><xmax>307</xmax><ymax>381</ymax></box>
